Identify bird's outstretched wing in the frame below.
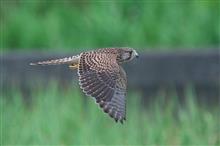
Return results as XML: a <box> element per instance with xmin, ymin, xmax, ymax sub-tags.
<box><xmin>78</xmin><ymin>50</ymin><xmax>127</xmax><ymax>123</ymax></box>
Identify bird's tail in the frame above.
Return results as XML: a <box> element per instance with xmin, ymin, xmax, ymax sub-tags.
<box><xmin>30</xmin><ymin>55</ymin><xmax>80</xmax><ymax>66</ymax></box>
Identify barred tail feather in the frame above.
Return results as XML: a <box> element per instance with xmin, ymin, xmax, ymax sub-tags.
<box><xmin>30</xmin><ymin>55</ymin><xmax>80</xmax><ymax>66</ymax></box>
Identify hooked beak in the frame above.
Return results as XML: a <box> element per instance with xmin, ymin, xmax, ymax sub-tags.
<box><xmin>134</xmin><ymin>50</ymin><xmax>139</xmax><ymax>58</ymax></box>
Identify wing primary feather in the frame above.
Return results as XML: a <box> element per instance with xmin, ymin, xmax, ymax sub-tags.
<box><xmin>78</xmin><ymin>49</ymin><xmax>127</xmax><ymax>124</ymax></box>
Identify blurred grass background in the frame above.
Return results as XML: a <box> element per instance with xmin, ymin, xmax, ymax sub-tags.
<box><xmin>2</xmin><ymin>84</ymin><xmax>219</xmax><ymax>145</ymax></box>
<box><xmin>1</xmin><ymin>0</ymin><xmax>219</xmax><ymax>52</ymax></box>
<box><xmin>1</xmin><ymin>0</ymin><xmax>220</xmax><ymax>145</ymax></box>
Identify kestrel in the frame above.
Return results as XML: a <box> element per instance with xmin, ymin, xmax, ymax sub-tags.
<box><xmin>30</xmin><ymin>48</ymin><xmax>138</xmax><ymax>123</ymax></box>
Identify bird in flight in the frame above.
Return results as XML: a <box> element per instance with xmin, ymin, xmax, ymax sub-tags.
<box><xmin>30</xmin><ymin>48</ymin><xmax>139</xmax><ymax>123</ymax></box>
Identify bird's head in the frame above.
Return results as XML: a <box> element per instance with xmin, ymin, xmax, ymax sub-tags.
<box><xmin>117</xmin><ymin>47</ymin><xmax>139</xmax><ymax>63</ymax></box>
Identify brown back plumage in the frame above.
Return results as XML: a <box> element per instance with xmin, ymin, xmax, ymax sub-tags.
<box><xmin>30</xmin><ymin>48</ymin><xmax>138</xmax><ymax>124</ymax></box>
<box><xmin>78</xmin><ymin>49</ymin><xmax>127</xmax><ymax>123</ymax></box>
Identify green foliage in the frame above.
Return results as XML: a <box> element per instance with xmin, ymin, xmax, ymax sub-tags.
<box><xmin>1</xmin><ymin>1</ymin><xmax>219</xmax><ymax>52</ymax></box>
<box><xmin>1</xmin><ymin>84</ymin><xmax>219</xmax><ymax>145</ymax></box>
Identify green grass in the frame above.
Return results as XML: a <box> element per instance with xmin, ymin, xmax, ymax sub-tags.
<box><xmin>1</xmin><ymin>84</ymin><xmax>219</xmax><ymax>145</ymax></box>
<box><xmin>1</xmin><ymin>1</ymin><xmax>220</xmax><ymax>52</ymax></box>
<box><xmin>1</xmin><ymin>1</ymin><xmax>219</xmax><ymax>145</ymax></box>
